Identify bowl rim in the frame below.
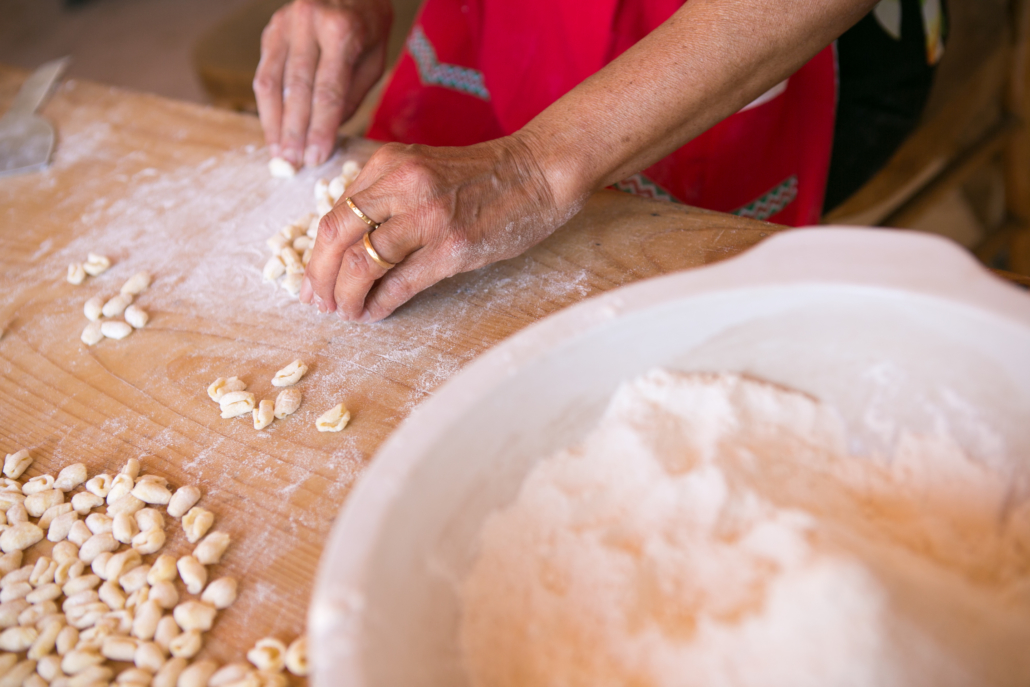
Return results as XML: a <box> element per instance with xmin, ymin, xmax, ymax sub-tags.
<box><xmin>309</xmin><ymin>226</ymin><xmax>1030</xmax><ymax>685</ymax></box>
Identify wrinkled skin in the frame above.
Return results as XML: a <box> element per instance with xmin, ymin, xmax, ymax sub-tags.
<box><xmin>257</xmin><ymin>0</ymin><xmax>877</xmax><ymax>322</ymax></box>
<box><xmin>253</xmin><ymin>0</ymin><xmax>391</xmax><ymax>168</ymax></box>
<box><xmin>300</xmin><ymin>135</ymin><xmax>570</xmax><ymax>321</ymax></box>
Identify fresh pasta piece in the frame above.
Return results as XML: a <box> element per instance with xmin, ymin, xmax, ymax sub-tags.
<box><xmin>48</xmin><ymin>511</ymin><xmax>80</xmax><ymax>542</ymax></box>
<box><xmin>154</xmin><ymin>614</ymin><xmax>180</xmax><ymax>651</ymax></box>
<box><xmin>272</xmin><ymin>388</ymin><xmax>301</xmax><ymax>419</ymax></box>
<box><xmin>266</xmin><ymin>233</ymin><xmax>290</xmax><ymax>254</ymax></box>
<box><xmin>166</xmin><ymin>486</ymin><xmax>200</xmax><ymax>519</ymax></box>
<box><xmin>124</xmin><ymin>305</ymin><xmax>149</xmax><ymax>329</ymax></box>
<box><xmin>172</xmin><ymin>601</ymin><xmax>216</xmax><ymax>632</ymax></box>
<box><xmin>83</xmin><ymin>296</ymin><xmax>104</xmax><ymax>321</ymax></box>
<box><xmin>219</xmin><ymin>391</ymin><xmax>256</xmax><ymax>419</ymax></box>
<box><xmin>153</xmin><ymin>657</ymin><xmax>188</xmax><ymax>687</ymax></box>
<box><xmin>281</xmin><ymin>272</ymin><xmax>302</xmax><ymax>296</ymax></box>
<box><xmin>200</xmin><ymin>577</ymin><xmax>237</xmax><ymax>609</ymax></box>
<box><xmin>131</xmin><ymin>480</ymin><xmax>171</xmax><ymax>505</ymax></box>
<box><xmin>0</xmin><ymin>523</ymin><xmax>43</xmax><ymax>553</ymax></box>
<box><xmin>71</xmin><ymin>491</ymin><xmax>104</xmax><ymax>515</ymax></box>
<box><xmin>268</xmin><ymin>157</ymin><xmax>296</xmax><ymax>178</ymax></box>
<box><xmin>327</xmin><ymin>176</ymin><xmax>345</xmax><ymax>204</ymax></box>
<box><xmin>25</xmin><ymin>489</ymin><xmax>64</xmax><ymax>518</ymax></box>
<box><xmin>181</xmin><ymin>508</ymin><xmax>213</xmax><ymax>544</ymax></box>
<box><xmin>108</xmin><ymin>494</ymin><xmax>145</xmax><ymax>517</ymax></box>
<box><xmin>246</xmin><ymin>638</ymin><xmax>287</xmax><ymax>673</ymax></box>
<box><xmin>39</xmin><ymin>503</ymin><xmax>73</xmax><ymax>530</ymax></box>
<box><xmin>253</xmin><ymin>400</ymin><xmax>274</xmax><ymax>430</ymax></box>
<box><xmin>341</xmin><ymin>160</ymin><xmax>361</xmax><ymax>183</ymax></box>
<box><xmin>105</xmin><ymin>549</ymin><xmax>141</xmax><ymax>581</ymax></box>
<box><xmin>120</xmin><ymin>271</ymin><xmax>152</xmax><ymax>296</ymax></box>
<box><xmin>81</xmin><ymin>321</ymin><xmax>104</xmax><ymax>345</ymax></box>
<box><xmin>207</xmin><ymin>377</ymin><xmax>246</xmax><ymax>403</ymax></box>
<box><xmin>0</xmin><ymin>625</ymin><xmax>38</xmax><ymax>651</ymax></box>
<box><xmin>146</xmin><ymin>555</ymin><xmax>177</xmax><ymax>585</ymax></box>
<box><xmin>168</xmin><ymin>629</ymin><xmax>202</xmax><ymax>659</ymax></box>
<box><xmin>279</xmin><ymin>247</ymin><xmax>303</xmax><ymax>275</ymax></box>
<box><xmin>85</xmin><ymin>513</ymin><xmax>113</xmax><ymax>536</ymax></box>
<box><xmin>131</xmin><ymin>528</ymin><xmax>166</xmax><ymax>555</ymax></box>
<box><xmin>130</xmin><ymin>600</ymin><xmax>162</xmax><ymax>641</ymax></box>
<box><xmin>101</xmin><ymin>293</ymin><xmax>133</xmax><ymax>318</ymax></box>
<box><xmin>3</xmin><ymin>449</ymin><xmax>32</xmax><ymax>479</ymax></box>
<box><xmin>112</xmin><ymin>513</ymin><xmax>140</xmax><ymax>544</ymax></box>
<box><xmin>55</xmin><ymin>463</ymin><xmax>88</xmax><ymax>491</ymax></box>
<box><xmin>135</xmin><ymin>507</ymin><xmax>165</xmax><ymax>532</ymax></box>
<box><xmin>193</xmin><ymin>532</ymin><xmax>230</xmax><ymax>565</ymax></box>
<box><xmin>209</xmin><ymin>663</ymin><xmax>253</xmax><ymax>687</ymax></box>
<box><xmin>272</xmin><ymin>360</ymin><xmax>307</xmax><ymax>387</ymax></box>
<box><xmin>134</xmin><ymin>641</ymin><xmax>165</xmax><ymax>672</ymax></box>
<box><xmin>176</xmin><ymin>557</ymin><xmax>206</xmax><ymax>596</ymax></box>
<box><xmin>101</xmin><ymin>635</ymin><xmax>139</xmax><ymax>661</ymax></box>
<box><xmin>83</xmin><ymin>253</ymin><xmax>111</xmax><ymax>276</ymax></box>
<box><xmin>100</xmin><ymin>320</ymin><xmax>133</xmax><ymax>340</ymax></box>
<box><xmin>316</xmin><ymin>403</ymin><xmax>350</xmax><ymax>432</ymax></box>
<box><xmin>78</xmin><ymin>533</ymin><xmax>118</xmax><ymax>564</ymax></box>
<box><xmin>68</xmin><ymin>263</ymin><xmax>87</xmax><ymax>285</ymax></box>
<box><xmin>262</xmin><ymin>256</ymin><xmax>285</xmax><ymax>281</ymax></box>
<box><xmin>29</xmin><ymin>556</ymin><xmax>57</xmax><ymax>585</ymax></box>
<box><xmin>84</xmin><ymin>474</ymin><xmax>112</xmax><ymax>498</ymax></box>
<box><xmin>150</xmin><ymin>580</ymin><xmax>178</xmax><ymax>609</ymax></box>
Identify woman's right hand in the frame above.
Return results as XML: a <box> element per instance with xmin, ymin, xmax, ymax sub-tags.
<box><xmin>253</xmin><ymin>0</ymin><xmax>392</xmax><ymax>169</ymax></box>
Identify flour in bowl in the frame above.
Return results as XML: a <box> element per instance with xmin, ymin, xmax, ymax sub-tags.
<box><xmin>459</xmin><ymin>370</ymin><xmax>1030</xmax><ymax>687</ymax></box>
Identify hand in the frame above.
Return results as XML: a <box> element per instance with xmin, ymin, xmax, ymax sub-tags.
<box><xmin>253</xmin><ymin>0</ymin><xmax>392</xmax><ymax>169</ymax></box>
<box><xmin>300</xmin><ymin>135</ymin><xmax>580</xmax><ymax>322</ymax></box>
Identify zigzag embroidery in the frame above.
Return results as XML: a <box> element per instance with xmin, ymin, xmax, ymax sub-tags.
<box><xmin>612</xmin><ymin>173</ymin><xmax>679</xmax><ymax>203</ymax></box>
<box><xmin>733</xmin><ymin>175</ymin><xmax>798</xmax><ymax>221</ymax></box>
<box><xmin>407</xmin><ymin>26</ymin><xmax>491</xmax><ymax>101</ymax></box>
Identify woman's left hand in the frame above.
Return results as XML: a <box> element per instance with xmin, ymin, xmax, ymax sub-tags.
<box><xmin>300</xmin><ymin>134</ymin><xmax>577</xmax><ymax>322</ymax></box>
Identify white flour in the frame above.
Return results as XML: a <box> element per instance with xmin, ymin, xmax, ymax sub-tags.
<box><xmin>459</xmin><ymin>370</ymin><xmax>1030</xmax><ymax>687</ymax></box>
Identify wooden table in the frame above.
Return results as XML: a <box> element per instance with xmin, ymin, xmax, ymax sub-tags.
<box><xmin>0</xmin><ymin>64</ymin><xmax>779</xmax><ymax>672</ymax></box>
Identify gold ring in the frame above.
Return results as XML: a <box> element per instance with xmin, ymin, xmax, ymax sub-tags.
<box><xmin>345</xmin><ymin>197</ymin><xmax>381</xmax><ymax>230</ymax></box>
<box><xmin>363</xmin><ymin>232</ymin><xmax>396</xmax><ymax>270</ymax></box>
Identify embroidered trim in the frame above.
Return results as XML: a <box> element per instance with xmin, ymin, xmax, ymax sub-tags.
<box><xmin>732</xmin><ymin>175</ymin><xmax>798</xmax><ymax>221</ymax></box>
<box><xmin>612</xmin><ymin>173</ymin><xmax>679</xmax><ymax>203</ymax></box>
<box><xmin>407</xmin><ymin>26</ymin><xmax>490</xmax><ymax>100</ymax></box>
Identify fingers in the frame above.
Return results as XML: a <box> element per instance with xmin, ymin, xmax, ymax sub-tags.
<box><xmin>277</xmin><ymin>8</ymin><xmax>320</xmax><ymax>168</ymax></box>
<box><xmin>304</xmin><ymin>16</ymin><xmax>352</xmax><ymax>167</ymax></box>
<box><xmin>361</xmin><ymin>254</ymin><xmax>446</xmax><ymax>322</ymax></box>
<box><xmin>303</xmin><ymin>190</ymin><xmax>391</xmax><ymax>311</ymax></box>
<box><xmin>253</xmin><ymin>10</ymin><xmax>289</xmax><ymax>157</ymax></box>
<box><xmin>331</xmin><ymin>218</ymin><xmax>420</xmax><ymax>320</ymax></box>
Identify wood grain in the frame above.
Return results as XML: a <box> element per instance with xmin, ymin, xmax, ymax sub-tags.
<box><xmin>0</xmin><ymin>64</ymin><xmax>780</xmax><ymax>669</ymax></box>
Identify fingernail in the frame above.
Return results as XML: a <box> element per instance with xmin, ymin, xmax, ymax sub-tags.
<box><xmin>304</xmin><ymin>145</ymin><xmax>322</xmax><ymax>168</ymax></box>
<box><xmin>282</xmin><ymin>148</ymin><xmax>301</xmax><ymax>166</ymax></box>
<box><xmin>299</xmin><ymin>276</ymin><xmax>313</xmax><ymax>303</ymax></box>
<box><xmin>313</xmin><ymin>294</ymin><xmax>329</xmax><ymax>314</ymax></box>
<box><xmin>269</xmin><ymin>143</ymin><xmax>280</xmax><ymax>158</ymax></box>
<box><xmin>357</xmin><ymin>309</ymin><xmax>373</xmax><ymax>323</ymax></box>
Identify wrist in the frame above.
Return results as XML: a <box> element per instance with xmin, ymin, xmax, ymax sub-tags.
<box><xmin>509</xmin><ymin>126</ymin><xmax>594</xmax><ymax>225</ymax></box>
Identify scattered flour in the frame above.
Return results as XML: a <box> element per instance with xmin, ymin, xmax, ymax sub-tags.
<box><xmin>459</xmin><ymin>370</ymin><xmax>1030</xmax><ymax>687</ymax></box>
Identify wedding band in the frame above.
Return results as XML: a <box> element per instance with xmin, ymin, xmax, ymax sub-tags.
<box><xmin>363</xmin><ymin>232</ymin><xmax>396</xmax><ymax>270</ymax></box>
<box><xmin>345</xmin><ymin>197</ymin><xmax>381</xmax><ymax>230</ymax></box>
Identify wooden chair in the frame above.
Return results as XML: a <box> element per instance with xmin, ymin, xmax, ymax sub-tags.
<box><xmin>824</xmin><ymin>0</ymin><xmax>1030</xmax><ymax>278</ymax></box>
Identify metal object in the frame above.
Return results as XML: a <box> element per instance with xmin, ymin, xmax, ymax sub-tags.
<box><xmin>362</xmin><ymin>232</ymin><xmax>396</xmax><ymax>270</ymax></box>
<box><xmin>345</xmin><ymin>197</ymin><xmax>382</xmax><ymax>230</ymax></box>
<box><xmin>0</xmin><ymin>57</ymin><xmax>71</xmax><ymax>178</ymax></box>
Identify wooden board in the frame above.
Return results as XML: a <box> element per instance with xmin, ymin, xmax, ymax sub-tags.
<box><xmin>0</xmin><ymin>64</ymin><xmax>781</xmax><ymax>671</ymax></box>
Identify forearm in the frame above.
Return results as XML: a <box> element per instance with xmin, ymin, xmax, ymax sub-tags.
<box><xmin>518</xmin><ymin>0</ymin><xmax>879</xmax><ymax>210</ymax></box>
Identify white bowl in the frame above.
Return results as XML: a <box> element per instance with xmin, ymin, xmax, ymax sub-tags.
<box><xmin>310</xmin><ymin>227</ymin><xmax>1030</xmax><ymax>687</ymax></box>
